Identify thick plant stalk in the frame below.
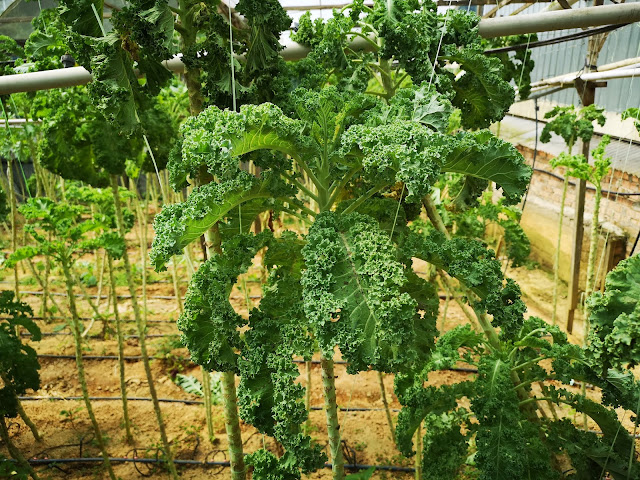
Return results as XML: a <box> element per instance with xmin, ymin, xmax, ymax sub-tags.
<box><xmin>320</xmin><ymin>356</ymin><xmax>344</xmax><ymax>480</ymax></box>
<box><xmin>135</xmin><ymin>191</ymin><xmax>150</xmax><ymax>324</ymax></box>
<box><xmin>25</xmin><ymin>258</ymin><xmax>62</xmax><ymax>316</ymax></box>
<box><xmin>108</xmin><ymin>255</ymin><xmax>132</xmax><ymax>443</ymax></box>
<box><xmin>201</xmin><ymin>369</ymin><xmax>215</xmax><ymax>443</ymax></box>
<box><xmin>377</xmin><ymin>371</ymin><xmax>395</xmax><ymax>440</ymax></box>
<box><xmin>61</xmin><ymin>261</ymin><xmax>116</xmax><ymax>480</ymax></box>
<box><xmin>584</xmin><ymin>184</ymin><xmax>602</xmax><ymax>309</ymax></box>
<box><xmin>95</xmin><ymin>251</ymin><xmax>106</xmax><ymax>312</ymax></box>
<box><xmin>304</xmin><ymin>360</ymin><xmax>312</xmax><ymax>434</ymax></box>
<box><xmin>551</xmin><ymin>176</ymin><xmax>570</xmax><ymax>325</ymax></box>
<box><xmin>204</xmin><ymin>226</ymin><xmax>245</xmax><ymax>477</ymax></box>
<box><xmin>415</xmin><ymin>421</ymin><xmax>422</xmax><ymax>480</ymax></box>
<box><xmin>221</xmin><ymin>371</ymin><xmax>246</xmax><ymax>480</ymax></box>
<box><xmin>7</xmin><ymin>158</ymin><xmax>19</xmax><ymax>301</ymax></box>
<box><xmin>15</xmin><ymin>398</ymin><xmax>41</xmax><ymax>442</ymax></box>
<box><xmin>110</xmin><ymin>176</ymin><xmax>179</xmax><ymax>480</ymax></box>
<box><xmin>0</xmin><ymin>417</ymin><xmax>40</xmax><ymax>480</ymax></box>
<box><xmin>0</xmin><ymin>372</ymin><xmax>41</xmax><ymax>442</ymax></box>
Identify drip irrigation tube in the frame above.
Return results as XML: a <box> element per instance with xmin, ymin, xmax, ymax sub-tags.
<box><xmin>17</xmin><ymin>457</ymin><xmax>416</xmax><ymax>473</ymax></box>
<box><xmin>34</xmin><ymin>353</ymin><xmax>479</xmax><ymax>373</ymax></box>
<box><xmin>16</xmin><ymin>290</ymin><xmax>262</xmax><ymax>301</ymax></box>
<box><xmin>17</xmin><ymin>395</ymin><xmax>402</xmax><ymax>412</ymax></box>
<box><xmin>11</xmin><ymin>315</ymin><xmax>176</xmax><ymax>324</ymax></box>
<box><xmin>21</xmin><ymin>331</ymin><xmax>174</xmax><ymax>339</ymax></box>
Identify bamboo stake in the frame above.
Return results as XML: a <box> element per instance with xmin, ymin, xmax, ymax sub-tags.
<box><xmin>7</xmin><ymin>157</ymin><xmax>19</xmax><ymax>301</ymax></box>
<box><xmin>304</xmin><ymin>360</ymin><xmax>312</xmax><ymax>434</ymax></box>
<box><xmin>201</xmin><ymin>370</ymin><xmax>215</xmax><ymax>443</ymax></box>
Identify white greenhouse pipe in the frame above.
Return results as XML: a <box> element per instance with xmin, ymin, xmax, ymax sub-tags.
<box><xmin>2</xmin><ymin>3</ymin><xmax>640</xmax><ymax>94</ymax></box>
<box><xmin>478</xmin><ymin>3</ymin><xmax>640</xmax><ymax>37</ymax></box>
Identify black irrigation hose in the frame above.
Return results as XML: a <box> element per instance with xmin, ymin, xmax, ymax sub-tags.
<box><xmin>21</xmin><ymin>331</ymin><xmax>173</xmax><ymax>339</ymax></box>
<box><xmin>23</xmin><ymin>315</ymin><xmax>176</xmax><ymax>324</ymax></box>
<box><xmin>17</xmin><ymin>395</ymin><xmax>402</xmax><ymax>412</ymax></box>
<box><xmin>19</xmin><ymin>457</ymin><xmax>416</xmax><ymax>473</ymax></box>
<box><xmin>484</xmin><ymin>23</ymin><xmax>629</xmax><ymax>54</ymax></box>
<box><xmin>17</xmin><ymin>290</ymin><xmax>261</xmax><ymax>301</ymax></box>
<box><xmin>533</xmin><ymin>167</ymin><xmax>640</xmax><ymax>197</ymax></box>
<box><xmin>34</xmin><ymin>353</ymin><xmax>480</xmax><ymax>373</ymax></box>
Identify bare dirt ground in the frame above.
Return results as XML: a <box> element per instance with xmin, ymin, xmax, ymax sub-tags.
<box><xmin>0</xmin><ymin>220</ymin><xmax>625</xmax><ymax>479</ymax></box>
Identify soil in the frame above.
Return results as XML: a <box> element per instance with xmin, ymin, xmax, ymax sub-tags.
<box><xmin>0</xmin><ymin>220</ymin><xmax>631</xmax><ymax>479</ymax></box>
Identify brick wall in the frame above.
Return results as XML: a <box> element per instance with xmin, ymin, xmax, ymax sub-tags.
<box><xmin>516</xmin><ymin>145</ymin><xmax>640</xmax><ymax>286</ymax></box>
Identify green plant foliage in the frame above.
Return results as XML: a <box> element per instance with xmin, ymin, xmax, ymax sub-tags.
<box><xmin>35</xmin><ymin>86</ymin><xmax>177</xmax><ymax>185</ymax></box>
<box><xmin>291</xmin><ymin>2</ymin><xmax>515</xmax><ymax>129</ymax></box>
<box><xmin>587</xmin><ymin>254</ymin><xmax>640</xmax><ymax>373</ymax></box>
<box><xmin>482</xmin><ymin>34</ymin><xmax>538</xmax><ymax>100</ymax></box>
<box><xmin>151</xmin><ymin>87</ymin><xmax>529</xmax><ymax>270</ymax></box>
<box><xmin>0</xmin><ymin>291</ymin><xmax>41</xmax><ymax>418</ymax></box>
<box><xmin>540</xmin><ymin>105</ymin><xmax>606</xmax><ymax>151</ymax></box>
<box><xmin>446</xmin><ymin>193</ymin><xmax>530</xmax><ymax>267</ymax></box>
<box><xmin>174</xmin><ymin>373</ymin><xmax>222</xmax><ymax>403</ymax></box>
<box><xmin>6</xmin><ymin>197</ymin><xmax>126</xmax><ymax>267</ymax></box>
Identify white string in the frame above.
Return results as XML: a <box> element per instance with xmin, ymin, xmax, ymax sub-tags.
<box><xmin>427</xmin><ymin>0</ymin><xmax>454</xmax><ymax>90</ymax></box>
<box><xmin>227</xmin><ymin>1</ymin><xmax>240</xmax><ymax>232</ymax></box>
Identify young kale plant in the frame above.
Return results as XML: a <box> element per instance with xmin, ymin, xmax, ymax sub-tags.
<box><xmin>0</xmin><ymin>291</ymin><xmax>42</xmax><ymax>480</ymax></box>
<box><xmin>541</xmin><ymin>104</ymin><xmax>606</xmax><ymax>324</ymax></box>
<box><xmin>64</xmin><ymin>182</ymin><xmax>137</xmax><ymax>442</ymax></box>
<box><xmin>6</xmin><ymin>198</ymin><xmax>125</xmax><ymax>480</ymax></box>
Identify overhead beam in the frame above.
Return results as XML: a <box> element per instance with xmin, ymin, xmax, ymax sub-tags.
<box><xmin>478</xmin><ymin>3</ymin><xmax>640</xmax><ymax>37</ymax></box>
<box><xmin>2</xmin><ymin>4</ymin><xmax>640</xmax><ymax>94</ymax></box>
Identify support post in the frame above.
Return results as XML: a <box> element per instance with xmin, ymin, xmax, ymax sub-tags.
<box><xmin>566</xmin><ymin>0</ymin><xmax>607</xmax><ymax>333</ymax></box>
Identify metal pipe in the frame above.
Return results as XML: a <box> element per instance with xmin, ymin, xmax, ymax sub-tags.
<box><xmin>531</xmin><ymin>56</ymin><xmax>640</xmax><ymax>88</ymax></box>
<box><xmin>478</xmin><ymin>3</ymin><xmax>640</xmax><ymax>37</ymax></box>
<box><xmin>2</xmin><ymin>4</ymin><xmax>640</xmax><ymax>94</ymax></box>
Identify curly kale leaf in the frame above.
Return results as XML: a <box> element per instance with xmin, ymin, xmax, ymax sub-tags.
<box><xmin>452</xmin><ymin>196</ymin><xmax>530</xmax><ymax>267</ymax></box>
<box><xmin>441</xmin><ymin>47</ymin><xmax>515</xmax><ymax>129</ymax></box>
<box><xmin>472</xmin><ymin>355</ymin><xmax>556</xmax><ymax>480</ymax></box>
<box><xmin>302</xmin><ymin>212</ymin><xmax>429</xmax><ymax>373</ymax></box>
<box><xmin>178</xmin><ymin>232</ymin><xmax>271</xmax><ymax>373</ymax></box>
<box><xmin>0</xmin><ymin>291</ymin><xmax>40</xmax><ymax>418</ymax></box>
<box><xmin>421</xmin><ymin>410</ymin><xmax>470</xmax><ymax>480</ymax></box>
<box><xmin>442</xmin><ymin>130</ymin><xmax>531</xmax><ymax>205</ymax></box>
<box><xmin>172</xmin><ymin>102</ymin><xmax>311</xmax><ymax>189</ymax></box>
<box><xmin>151</xmin><ymin>172</ymin><xmax>295</xmax><ymax>271</ymax></box>
<box><xmin>240</xmin><ymin>234</ymin><xmax>325</xmax><ymax>478</ymax></box>
<box><xmin>395</xmin><ymin>374</ymin><xmax>474</xmax><ymax>457</ymax></box>
<box><xmin>58</xmin><ymin>0</ymin><xmax>174</xmax><ymax>134</ymax></box>
<box><xmin>236</xmin><ymin>0</ymin><xmax>291</xmax><ymax>74</ymax></box>
<box><xmin>587</xmin><ymin>253</ymin><xmax>640</xmax><ymax>373</ymax></box>
<box><xmin>405</xmin><ymin>229</ymin><xmax>526</xmax><ymax>336</ymax></box>
<box><xmin>483</xmin><ymin>34</ymin><xmax>537</xmax><ymax>100</ymax></box>
<box><xmin>341</xmin><ymin>121</ymin><xmax>446</xmax><ymax>202</ymax></box>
